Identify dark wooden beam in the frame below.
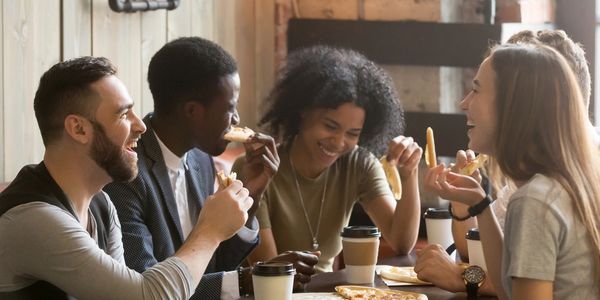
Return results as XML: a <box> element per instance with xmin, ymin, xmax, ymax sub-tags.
<box><xmin>288</xmin><ymin>19</ymin><xmax>500</xmax><ymax>67</ymax></box>
<box><xmin>404</xmin><ymin>111</ymin><xmax>468</xmax><ymax>157</ymax></box>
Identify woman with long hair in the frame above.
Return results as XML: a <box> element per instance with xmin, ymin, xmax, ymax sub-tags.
<box><xmin>425</xmin><ymin>43</ymin><xmax>600</xmax><ymax>299</ymax></box>
<box><xmin>233</xmin><ymin>45</ymin><xmax>422</xmax><ymax>272</ymax></box>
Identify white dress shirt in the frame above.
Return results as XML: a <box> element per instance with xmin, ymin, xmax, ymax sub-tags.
<box><xmin>154</xmin><ymin>133</ymin><xmax>258</xmax><ymax>299</ymax></box>
<box><xmin>155</xmin><ymin>134</ymin><xmax>193</xmax><ymax>239</ymax></box>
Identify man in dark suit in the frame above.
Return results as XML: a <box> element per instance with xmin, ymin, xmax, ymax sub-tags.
<box><xmin>104</xmin><ymin>37</ymin><xmax>318</xmax><ymax>299</ymax></box>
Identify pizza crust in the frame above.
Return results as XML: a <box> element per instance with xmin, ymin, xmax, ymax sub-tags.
<box><xmin>335</xmin><ymin>285</ymin><xmax>428</xmax><ymax>300</ymax></box>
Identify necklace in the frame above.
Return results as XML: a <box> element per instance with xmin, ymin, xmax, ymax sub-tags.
<box><xmin>289</xmin><ymin>154</ymin><xmax>329</xmax><ymax>250</ymax></box>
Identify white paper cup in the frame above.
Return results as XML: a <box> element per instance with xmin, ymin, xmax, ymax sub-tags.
<box><xmin>252</xmin><ymin>262</ymin><xmax>295</xmax><ymax>300</ymax></box>
<box><xmin>466</xmin><ymin>228</ymin><xmax>487</xmax><ymax>271</ymax></box>
<box><xmin>341</xmin><ymin>226</ymin><xmax>381</xmax><ymax>284</ymax></box>
<box><xmin>424</xmin><ymin>208</ymin><xmax>455</xmax><ymax>258</ymax></box>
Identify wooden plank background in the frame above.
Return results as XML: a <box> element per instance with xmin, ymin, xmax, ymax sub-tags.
<box><xmin>0</xmin><ymin>0</ymin><xmax>276</xmax><ymax>181</ymax></box>
<box><xmin>3</xmin><ymin>0</ymin><xmax>60</xmax><ymax>181</ymax></box>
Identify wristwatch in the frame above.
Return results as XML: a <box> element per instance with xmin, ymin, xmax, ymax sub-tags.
<box><xmin>462</xmin><ymin>265</ymin><xmax>486</xmax><ymax>299</ymax></box>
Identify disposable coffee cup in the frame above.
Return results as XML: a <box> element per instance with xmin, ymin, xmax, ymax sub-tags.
<box><xmin>424</xmin><ymin>208</ymin><xmax>455</xmax><ymax>258</ymax></box>
<box><xmin>466</xmin><ymin>228</ymin><xmax>487</xmax><ymax>271</ymax></box>
<box><xmin>340</xmin><ymin>226</ymin><xmax>381</xmax><ymax>284</ymax></box>
<box><xmin>252</xmin><ymin>262</ymin><xmax>296</xmax><ymax>300</ymax></box>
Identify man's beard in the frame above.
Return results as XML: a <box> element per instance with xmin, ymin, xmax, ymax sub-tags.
<box><xmin>90</xmin><ymin>122</ymin><xmax>138</xmax><ymax>182</ymax></box>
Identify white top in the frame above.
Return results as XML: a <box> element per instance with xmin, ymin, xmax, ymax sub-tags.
<box><xmin>155</xmin><ymin>132</ymin><xmax>193</xmax><ymax>239</ymax></box>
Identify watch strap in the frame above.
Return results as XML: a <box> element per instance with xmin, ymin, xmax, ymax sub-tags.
<box><xmin>466</xmin><ymin>281</ymin><xmax>479</xmax><ymax>299</ymax></box>
<box><xmin>449</xmin><ymin>195</ymin><xmax>493</xmax><ymax>221</ymax></box>
<box><xmin>467</xmin><ymin>195</ymin><xmax>493</xmax><ymax>218</ymax></box>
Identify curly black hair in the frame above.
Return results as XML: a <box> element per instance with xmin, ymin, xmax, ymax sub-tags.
<box><xmin>259</xmin><ymin>46</ymin><xmax>403</xmax><ymax>156</ymax></box>
<box><xmin>148</xmin><ymin>37</ymin><xmax>237</xmax><ymax>116</ymax></box>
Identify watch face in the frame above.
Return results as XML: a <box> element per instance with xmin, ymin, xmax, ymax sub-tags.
<box><xmin>464</xmin><ymin>266</ymin><xmax>486</xmax><ymax>284</ymax></box>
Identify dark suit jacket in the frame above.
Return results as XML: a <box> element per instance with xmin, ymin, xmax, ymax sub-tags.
<box><xmin>104</xmin><ymin>113</ymin><xmax>258</xmax><ymax>299</ymax></box>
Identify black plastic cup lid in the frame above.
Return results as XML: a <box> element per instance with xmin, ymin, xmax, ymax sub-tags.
<box><xmin>466</xmin><ymin>228</ymin><xmax>480</xmax><ymax>240</ymax></box>
<box><xmin>252</xmin><ymin>262</ymin><xmax>296</xmax><ymax>276</ymax></box>
<box><xmin>340</xmin><ymin>226</ymin><xmax>381</xmax><ymax>238</ymax></box>
<box><xmin>423</xmin><ymin>208</ymin><xmax>451</xmax><ymax>219</ymax></box>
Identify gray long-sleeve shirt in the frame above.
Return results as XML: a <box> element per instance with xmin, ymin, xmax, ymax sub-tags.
<box><xmin>0</xmin><ymin>200</ymin><xmax>194</xmax><ymax>300</ymax></box>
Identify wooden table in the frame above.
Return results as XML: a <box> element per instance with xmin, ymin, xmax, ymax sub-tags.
<box><xmin>243</xmin><ymin>253</ymin><xmax>496</xmax><ymax>299</ymax></box>
<box><xmin>303</xmin><ymin>253</ymin><xmax>496</xmax><ymax>300</ymax></box>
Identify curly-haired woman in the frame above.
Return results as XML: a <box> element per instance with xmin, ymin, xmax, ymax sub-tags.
<box><xmin>233</xmin><ymin>46</ymin><xmax>422</xmax><ymax>272</ymax></box>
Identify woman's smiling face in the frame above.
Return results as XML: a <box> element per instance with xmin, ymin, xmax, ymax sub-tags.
<box><xmin>460</xmin><ymin>57</ymin><xmax>498</xmax><ymax>155</ymax></box>
<box><xmin>296</xmin><ymin>102</ymin><xmax>365</xmax><ymax>170</ymax></box>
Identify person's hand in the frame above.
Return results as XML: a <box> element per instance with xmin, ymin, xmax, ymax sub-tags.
<box><xmin>241</xmin><ymin>133</ymin><xmax>279</xmax><ymax>205</ymax></box>
<box><xmin>450</xmin><ymin>150</ymin><xmax>482</xmax><ymax>183</ymax></box>
<box><xmin>386</xmin><ymin>136</ymin><xmax>423</xmax><ymax>178</ymax></box>
<box><xmin>194</xmin><ymin>180</ymin><xmax>253</xmax><ymax>242</ymax></box>
<box><xmin>414</xmin><ymin>244</ymin><xmax>465</xmax><ymax>292</ymax></box>
<box><xmin>448</xmin><ymin>150</ymin><xmax>481</xmax><ymax>214</ymax></box>
<box><xmin>424</xmin><ymin>164</ymin><xmax>486</xmax><ymax>206</ymax></box>
<box><xmin>268</xmin><ymin>251</ymin><xmax>320</xmax><ymax>291</ymax></box>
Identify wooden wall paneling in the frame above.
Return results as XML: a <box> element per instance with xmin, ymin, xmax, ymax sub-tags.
<box><xmin>167</xmin><ymin>0</ymin><xmax>212</xmax><ymax>41</ymax></box>
<box><xmin>188</xmin><ymin>0</ymin><xmax>211</xmax><ymax>39</ymax></box>
<box><xmin>215</xmin><ymin>0</ymin><xmax>257</xmax><ymax>129</ymax></box>
<box><xmin>296</xmin><ymin>0</ymin><xmax>359</xmax><ymax>19</ymax></box>
<box><xmin>382</xmin><ymin>65</ymin><xmax>441</xmax><ymax>112</ymax></box>
<box><xmin>0</xmin><ymin>0</ymin><xmax>3</xmax><ymax>181</ymax></box>
<box><xmin>140</xmin><ymin>10</ymin><xmax>166</xmax><ymax>116</ymax></box>
<box><xmin>363</xmin><ymin>0</ymin><xmax>441</xmax><ymax>21</ymax></box>
<box><xmin>3</xmin><ymin>0</ymin><xmax>60</xmax><ymax>180</ymax></box>
<box><xmin>213</xmin><ymin>0</ymin><xmax>237</xmax><ymax>54</ymax></box>
<box><xmin>62</xmin><ymin>0</ymin><xmax>92</xmax><ymax>59</ymax></box>
<box><xmin>91</xmin><ymin>0</ymin><xmax>142</xmax><ymax>116</ymax></box>
<box><xmin>254</xmin><ymin>0</ymin><xmax>275</xmax><ymax>123</ymax></box>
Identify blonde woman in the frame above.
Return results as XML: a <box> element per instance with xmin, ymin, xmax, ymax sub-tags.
<box><xmin>425</xmin><ymin>43</ymin><xmax>600</xmax><ymax>299</ymax></box>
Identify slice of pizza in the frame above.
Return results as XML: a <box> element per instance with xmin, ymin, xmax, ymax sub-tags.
<box><xmin>380</xmin><ymin>156</ymin><xmax>402</xmax><ymax>200</ymax></box>
<box><xmin>458</xmin><ymin>154</ymin><xmax>488</xmax><ymax>176</ymax></box>
<box><xmin>335</xmin><ymin>285</ymin><xmax>428</xmax><ymax>300</ymax></box>
<box><xmin>223</xmin><ymin>126</ymin><xmax>255</xmax><ymax>143</ymax></box>
<box><xmin>380</xmin><ymin>266</ymin><xmax>431</xmax><ymax>285</ymax></box>
<box><xmin>216</xmin><ymin>170</ymin><xmax>237</xmax><ymax>188</ymax></box>
<box><xmin>424</xmin><ymin>127</ymin><xmax>437</xmax><ymax>168</ymax></box>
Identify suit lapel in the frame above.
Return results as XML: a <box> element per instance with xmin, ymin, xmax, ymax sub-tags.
<box><xmin>141</xmin><ymin>115</ymin><xmax>185</xmax><ymax>244</ymax></box>
<box><xmin>185</xmin><ymin>154</ymin><xmax>204</xmax><ymax>225</ymax></box>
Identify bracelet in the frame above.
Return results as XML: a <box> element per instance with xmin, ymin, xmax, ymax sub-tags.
<box><xmin>449</xmin><ymin>196</ymin><xmax>493</xmax><ymax>221</ymax></box>
<box><xmin>449</xmin><ymin>202</ymin><xmax>471</xmax><ymax>221</ymax></box>
<box><xmin>238</xmin><ymin>267</ymin><xmax>249</xmax><ymax>297</ymax></box>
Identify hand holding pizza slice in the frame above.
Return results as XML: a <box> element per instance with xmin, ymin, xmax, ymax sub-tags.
<box><xmin>458</xmin><ymin>154</ymin><xmax>488</xmax><ymax>176</ymax></box>
<box><xmin>216</xmin><ymin>170</ymin><xmax>237</xmax><ymax>188</ymax></box>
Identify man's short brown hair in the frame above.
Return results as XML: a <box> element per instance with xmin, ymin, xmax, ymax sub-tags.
<box><xmin>33</xmin><ymin>56</ymin><xmax>116</xmax><ymax>145</ymax></box>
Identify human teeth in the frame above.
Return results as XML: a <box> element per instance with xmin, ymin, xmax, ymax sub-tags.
<box><xmin>319</xmin><ymin>145</ymin><xmax>337</xmax><ymax>156</ymax></box>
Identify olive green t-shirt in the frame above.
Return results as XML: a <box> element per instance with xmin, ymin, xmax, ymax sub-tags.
<box><xmin>233</xmin><ymin>146</ymin><xmax>392</xmax><ymax>272</ymax></box>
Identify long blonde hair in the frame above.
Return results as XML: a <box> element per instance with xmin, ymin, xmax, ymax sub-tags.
<box><xmin>491</xmin><ymin>43</ymin><xmax>600</xmax><ymax>274</ymax></box>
